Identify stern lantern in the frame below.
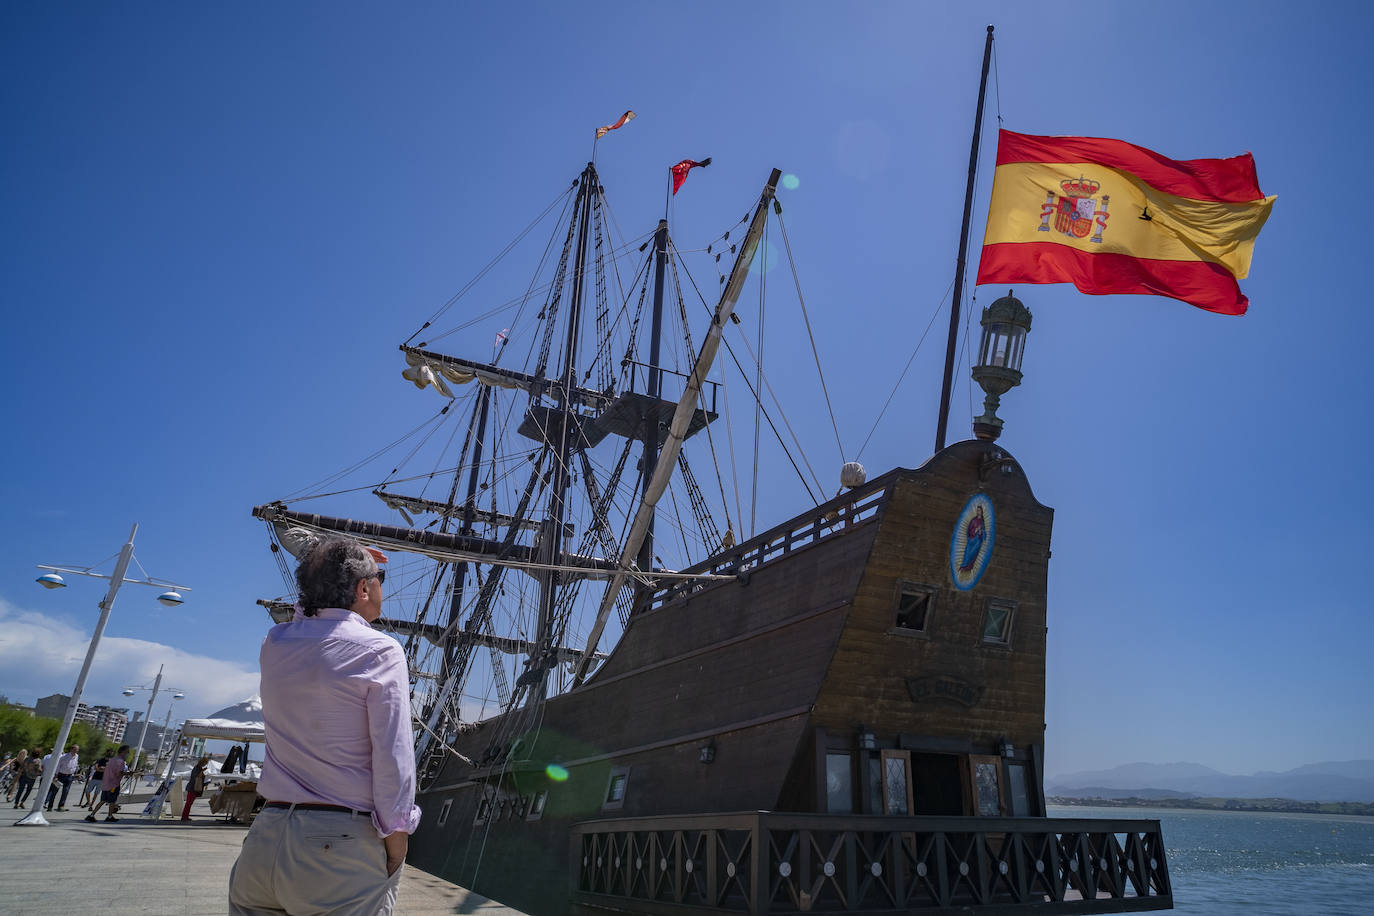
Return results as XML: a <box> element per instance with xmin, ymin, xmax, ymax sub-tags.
<box><xmin>972</xmin><ymin>290</ymin><xmax>1032</xmax><ymax>442</ymax></box>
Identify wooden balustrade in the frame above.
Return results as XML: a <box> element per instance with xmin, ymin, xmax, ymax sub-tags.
<box><xmin>646</xmin><ymin>482</ymin><xmax>891</xmax><ymax>612</ymax></box>
<box><xmin>573</xmin><ymin>812</ymin><xmax>1171</xmax><ymax>914</ymax></box>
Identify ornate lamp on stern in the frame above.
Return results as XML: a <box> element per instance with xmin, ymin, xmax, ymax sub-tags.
<box><xmin>972</xmin><ymin>290</ymin><xmax>1032</xmax><ymax>442</ymax></box>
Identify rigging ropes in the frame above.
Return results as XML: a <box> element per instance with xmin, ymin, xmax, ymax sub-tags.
<box><xmin>854</xmin><ymin>276</ymin><xmax>955</xmax><ymax>462</ymax></box>
<box><xmin>405</xmin><ymin>183</ymin><xmax>576</xmax><ymax>346</ymax></box>
<box><xmin>671</xmin><ymin>242</ymin><xmax>821</xmax><ymax>505</ymax></box>
<box><xmin>776</xmin><ymin>212</ymin><xmax>845</xmax><ymax>464</ymax></box>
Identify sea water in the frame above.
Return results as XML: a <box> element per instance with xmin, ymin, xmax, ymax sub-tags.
<box><xmin>1049</xmin><ymin>805</ymin><xmax>1374</xmax><ymax>915</ymax></box>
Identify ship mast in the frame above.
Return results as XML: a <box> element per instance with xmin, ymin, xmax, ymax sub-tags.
<box><xmin>531</xmin><ymin>160</ymin><xmax>598</xmax><ymax>700</ymax></box>
<box><xmin>442</xmin><ymin>383</ymin><xmax>491</xmax><ymax>682</ymax></box>
<box><xmin>934</xmin><ymin>24</ymin><xmax>995</xmax><ymax>453</ymax></box>
<box><xmin>636</xmin><ymin>218</ymin><xmax>670</xmax><ymax>601</ymax></box>
<box><xmin>574</xmin><ymin>168</ymin><xmax>782</xmax><ymax>686</ymax></box>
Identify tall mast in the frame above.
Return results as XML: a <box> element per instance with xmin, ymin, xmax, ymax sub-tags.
<box><xmin>442</xmin><ymin>383</ymin><xmax>492</xmax><ymax>679</ymax></box>
<box><xmin>535</xmin><ymin>160</ymin><xmax>597</xmax><ymax>698</ymax></box>
<box><xmin>934</xmin><ymin>24</ymin><xmax>995</xmax><ymax>454</ymax></box>
<box><xmin>636</xmin><ymin>219</ymin><xmax>670</xmax><ymax>594</ymax></box>
<box><xmin>574</xmin><ymin>168</ymin><xmax>782</xmax><ymax>686</ymax></box>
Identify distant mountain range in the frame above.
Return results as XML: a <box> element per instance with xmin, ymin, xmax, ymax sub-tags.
<box><xmin>1046</xmin><ymin>760</ymin><xmax>1374</xmax><ymax>803</ymax></box>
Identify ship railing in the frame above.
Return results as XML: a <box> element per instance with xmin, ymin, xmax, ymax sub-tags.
<box><xmin>571</xmin><ymin>811</ymin><xmax>1171</xmax><ymax>914</ymax></box>
<box><xmin>645</xmin><ymin>480</ymin><xmax>892</xmax><ymax>612</ymax></box>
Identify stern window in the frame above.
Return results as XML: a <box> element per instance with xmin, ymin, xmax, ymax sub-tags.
<box><xmin>1006</xmin><ymin>762</ymin><xmax>1031</xmax><ymax>816</ymax></box>
<box><xmin>982</xmin><ymin>598</ymin><xmax>1017</xmax><ymax>645</ymax></box>
<box><xmin>881</xmin><ymin>750</ymin><xmax>914</xmax><ymax>816</ymax></box>
<box><xmin>825</xmin><ymin>753</ymin><xmax>854</xmax><ymax>814</ymax></box>
<box><xmin>894</xmin><ymin>581</ymin><xmax>938</xmax><ymax>633</ymax></box>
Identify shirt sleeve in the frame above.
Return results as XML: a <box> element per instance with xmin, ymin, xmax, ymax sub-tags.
<box><xmin>366</xmin><ymin>642</ymin><xmax>422</xmax><ymax>838</ymax></box>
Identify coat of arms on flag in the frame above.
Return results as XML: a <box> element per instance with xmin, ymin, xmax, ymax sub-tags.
<box><xmin>1037</xmin><ymin>176</ymin><xmax>1109</xmax><ymax>243</ymax></box>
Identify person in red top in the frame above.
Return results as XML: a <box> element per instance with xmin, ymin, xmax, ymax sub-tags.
<box><xmin>85</xmin><ymin>745</ymin><xmax>129</xmax><ymax>822</ymax></box>
<box><xmin>181</xmin><ymin>755</ymin><xmax>211</xmax><ymax>821</ymax></box>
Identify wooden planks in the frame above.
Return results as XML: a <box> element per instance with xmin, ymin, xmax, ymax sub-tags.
<box><xmin>813</xmin><ymin>440</ymin><xmax>1053</xmax><ymax>752</ymax></box>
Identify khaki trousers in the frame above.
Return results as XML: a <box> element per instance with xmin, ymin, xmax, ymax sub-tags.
<box><xmin>228</xmin><ymin>806</ymin><xmax>401</xmax><ymax>916</ymax></box>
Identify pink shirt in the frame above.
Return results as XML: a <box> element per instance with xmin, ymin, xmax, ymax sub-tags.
<box><xmin>101</xmin><ymin>755</ymin><xmax>126</xmax><ymax>790</ymax></box>
<box><xmin>257</xmin><ymin>607</ymin><xmax>421</xmax><ymax>838</ymax></box>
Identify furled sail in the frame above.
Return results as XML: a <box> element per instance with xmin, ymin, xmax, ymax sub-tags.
<box><xmin>255</xmin><ymin>505</ymin><xmax>622</xmax><ymax>580</ymax></box>
<box><xmin>376</xmin><ymin>617</ymin><xmax>606</xmax><ymax>665</ymax></box>
<box><xmin>373</xmin><ymin>489</ymin><xmax>564</xmax><ymax>535</ymax></box>
<box><xmin>401</xmin><ymin>346</ymin><xmax>611</xmax><ymax>410</ymax></box>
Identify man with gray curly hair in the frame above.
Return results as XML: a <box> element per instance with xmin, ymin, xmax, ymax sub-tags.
<box><xmin>229</xmin><ymin>536</ymin><xmax>420</xmax><ymax>916</ymax></box>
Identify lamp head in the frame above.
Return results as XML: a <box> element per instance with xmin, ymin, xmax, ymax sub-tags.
<box><xmin>156</xmin><ymin>590</ymin><xmax>185</xmax><ymax>607</ymax></box>
<box><xmin>36</xmin><ymin>573</ymin><xmax>67</xmax><ymax>590</ymax></box>
<box><xmin>972</xmin><ymin>290</ymin><xmax>1033</xmax><ymax>441</ymax></box>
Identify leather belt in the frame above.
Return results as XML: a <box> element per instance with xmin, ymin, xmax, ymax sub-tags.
<box><xmin>265</xmin><ymin>801</ymin><xmax>372</xmax><ymax>816</ymax></box>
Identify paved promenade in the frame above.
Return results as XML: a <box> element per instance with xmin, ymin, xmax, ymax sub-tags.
<box><xmin>1</xmin><ymin>792</ymin><xmax>523</xmax><ymax>915</ymax></box>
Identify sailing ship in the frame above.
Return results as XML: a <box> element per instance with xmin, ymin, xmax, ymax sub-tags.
<box><xmin>252</xmin><ymin>34</ymin><xmax>1173</xmax><ymax>916</ymax></box>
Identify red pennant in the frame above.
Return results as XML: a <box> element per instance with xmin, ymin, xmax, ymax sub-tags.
<box><xmin>670</xmin><ymin>157</ymin><xmax>712</xmax><ymax>195</ymax></box>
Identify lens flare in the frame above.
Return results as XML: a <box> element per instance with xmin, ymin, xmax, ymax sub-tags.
<box><xmin>781</xmin><ymin>173</ymin><xmax>800</xmax><ymax>190</ymax></box>
<box><xmin>545</xmin><ymin>764</ymin><xmax>569</xmax><ymax>782</ymax></box>
<box><xmin>750</xmin><ymin>240</ymin><xmax>780</xmax><ymax>274</ymax></box>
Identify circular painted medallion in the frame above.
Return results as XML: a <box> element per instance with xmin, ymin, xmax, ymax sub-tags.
<box><xmin>949</xmin><ymin>493</ymin><xmax>995</xmax><ymax>591</ymax></box>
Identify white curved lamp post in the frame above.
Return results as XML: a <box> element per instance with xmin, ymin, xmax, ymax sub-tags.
<box><xmin>123</xmin><ymin>665</ymin><xmax>187</xmax><ymax>776</ymax></box>
<box><xmin>17</xmin><ymin>524</ymin><xmax>190</xmax><ymax>827</ymax></box>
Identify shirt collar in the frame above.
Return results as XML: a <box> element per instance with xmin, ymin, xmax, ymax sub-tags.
<box><xmin>305</xmin><ymin>607</ymin><xmax>366</xmax><ymax>624</ymax></box>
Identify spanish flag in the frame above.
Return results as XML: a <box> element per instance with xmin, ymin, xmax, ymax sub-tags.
<box><xmin>977</xmin><ymin>130</ymin><xmax>1274</xmax><ymax>315</ymax></box>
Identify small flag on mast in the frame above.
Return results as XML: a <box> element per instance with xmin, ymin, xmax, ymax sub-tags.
<box><xmin>595</xmin><ymin>110</ymin><xmax>636</xmax><ymax>139</ymax></box>
<box><xmin>670</xmin><ymin>157</ymin><xmax>712</xmax><ymax>195</ymax></box>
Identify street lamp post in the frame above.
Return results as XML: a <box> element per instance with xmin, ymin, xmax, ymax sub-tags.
<box><xmin>18</xmin><ymin>524</ymin><xmax>189</xmax><ymax>827</ymax></box>
<box><xmin>151</xmin><ymin>694</ymin><xmax>184</xmax><ymax>774</ymax></box>
<box><xmin>123</xmin><ymin>666</ymin><xmax>185</xmax><ymax>776</ymax></box>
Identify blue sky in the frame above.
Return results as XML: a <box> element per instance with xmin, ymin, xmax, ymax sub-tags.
<box><xmin>1</xmin><ymin>1</ymin><xmax>1369</xmax><ymax>779</ymax></box>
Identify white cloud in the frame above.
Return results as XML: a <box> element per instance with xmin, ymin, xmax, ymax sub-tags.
<box><xmin>0</xmin><ymin>598</ymin><xmax>259</xmax><ymax>721</ymax></box>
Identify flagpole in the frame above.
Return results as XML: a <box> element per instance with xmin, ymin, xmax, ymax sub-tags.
<box><xmin>934</xmin><ymin>24</ymin><xmax>995</xmax><ymax>454</ymax></box>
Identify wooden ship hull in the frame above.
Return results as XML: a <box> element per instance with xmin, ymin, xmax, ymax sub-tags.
<box><xmin>253</xmin><ymin>37</ymin><xmax>1172</xmax><ymax>912</ymax></box>
<box><xmin>408</xmin><ymin>439</ymin><xmax>1172</xmax><ymax>913</ymax></box>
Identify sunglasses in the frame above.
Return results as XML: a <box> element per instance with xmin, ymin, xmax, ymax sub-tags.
<box><xmin>368</xmin><ymin>569</ymin><xmax>386</xmax><ymax>585</ymax></box>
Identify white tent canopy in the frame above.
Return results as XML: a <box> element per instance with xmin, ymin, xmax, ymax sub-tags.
<box><xmin>180</xmin><ymin>695</ymin><xmax>265</xmax><ymax>742</ymax></box>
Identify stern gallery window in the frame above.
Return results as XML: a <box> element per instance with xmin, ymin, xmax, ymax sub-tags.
<box><xmin>982</xmin><ymin>598</ymin><xmax>1017</xmax><ymax>645</ymax></box>
<box><xmin>894</xmin><ymin>581</ymin><xmax>937</xmax><ymax>633</ymax></box>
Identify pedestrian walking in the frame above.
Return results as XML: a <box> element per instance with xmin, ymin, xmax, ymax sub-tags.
<box><xmin>181</xmin><ymin>754</ymin><xmax>211</xmax><ymax>820</ymax></box>
<box><xmin>80</xmin><ymin>755</ymin><xmax>107</xmax><ymax>809</ymax></box>
<box><xmin>85</xmin><ymin>745</ymin><xmax>129</xmax><ymax>822</ymax></box>
<box><xmin>13</xmin><ymin>747</ymin><xmax>43</xmax><ymax>808</ymax></box>
<box><xmin>44</xmin><ymin>744</ymin><xmax>80</xmax><ymax>811</ymax></box>
<box><xmin>229</xmin><ymin>537</ymin><xmax>419</xmax><ymax>915</ymax></box>
<box><xmin>2</xmin><ymin>749</ymin><xmax>26</xmax><ymax>802</ymax></box>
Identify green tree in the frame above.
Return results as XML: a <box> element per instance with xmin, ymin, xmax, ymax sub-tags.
<box><xmin>67</xmin><ymin>721</ymin><xmax>116</xmax><ymax>760</ymax></box>
<box><xmin>35</xmin><ymin>715</ymin><xmax>62</xmax><ymax>749</ymax></box>
<box><xmin>0</xmin><ymin>707</ymin><xmax>40</xmax><ymax>755</ymax></box>
<box><xmin>4</xmin><ymin>714</ymin><xmax>117</xmax><ymax>762</ymax></box>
